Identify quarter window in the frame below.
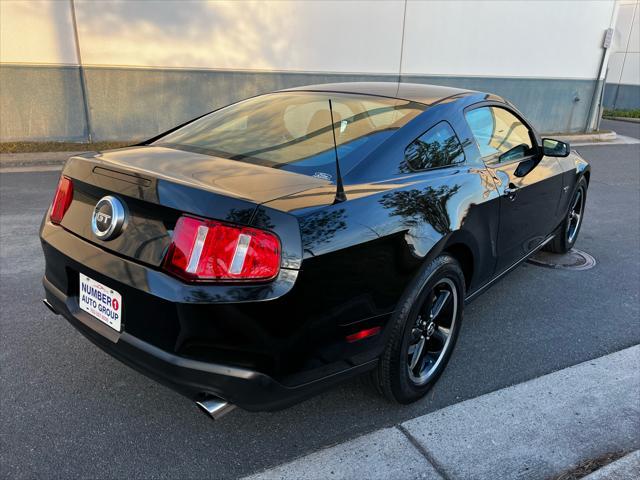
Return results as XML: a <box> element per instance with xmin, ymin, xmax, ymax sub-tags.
<box><xmin>404</xmin><ymin>122</ymin><xmax>465</xmax><ymax>171</ymax></box>
<box><xmin>465</xmin><ymin>107</ymin><xmax>534</xmax><ymax>162</ymax></box>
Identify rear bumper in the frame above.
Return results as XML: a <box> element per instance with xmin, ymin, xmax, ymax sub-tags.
<box><xmin>43</xmin><ymin>276</ymin><xmax>376</xmax><ymax>411</ymax></box>
<box><xmin>40</xmin><ymin>216</ymin><xmax>385</xmax><ymax>411</ymax></box>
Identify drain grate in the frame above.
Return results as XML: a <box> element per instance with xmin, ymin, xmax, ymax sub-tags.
<box><xmin>527</xmin><ymin>248</ymin><xmax>596</xmax><ymax>271</ymax></box>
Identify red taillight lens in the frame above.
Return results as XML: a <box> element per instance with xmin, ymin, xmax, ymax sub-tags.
<box><xmin>50</xmin><ymin>176</ymin><xmax>73</xmax><ymax>224</ymax></box>
<box><xmin>164</xmin><ymin>216</ymin><xmax>281</xmax><ymax>282</ymax></box>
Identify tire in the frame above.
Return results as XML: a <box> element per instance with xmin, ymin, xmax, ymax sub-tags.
<box><xmin>546</xmin><ymin>177</ymin><xmax>588</xmax><ymax>254</ymax></box>
<box><xmin>373</xmin><ymin>254</ymin><xmax>465</xmax><ymax>404</ymax></box>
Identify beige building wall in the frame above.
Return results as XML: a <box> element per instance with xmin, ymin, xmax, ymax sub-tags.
<box><xmin>608</xmin><ymin>0</ymin><xmax>639</xmax><ymax>85</ymax></box>
<box><xmin>402</xmin><ymin>0</ymin><xmax>616</xmax><ymax>79</ymax></box>
<box><xmin>73</xmin><ymin>0</ymin><xmax>405</xmax><ymax>73</ymax></box>
<box><xmin>1</xmin><ymin>0</ymin><xmax>633</xmax><ymax>141</ymax></box>
<box><xmin>604</xmin><ymin>0</ymin><xmax>640</xmax><ymax>109</ymax></box>
<box><xmin>0</xmin><ymin>0</ymin><xmax>78</xmax><ymax>64</ymax></box>
<box><xmin>3</xmin><ymin>0</ymin><xmax>617</xmax><ymax>78</ymax></box>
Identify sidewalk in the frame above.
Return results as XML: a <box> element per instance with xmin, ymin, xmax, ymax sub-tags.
<box><xmin>244</xmin><ymin>345</ymin><xmax>640</xmax><ymax>480</ymax></box>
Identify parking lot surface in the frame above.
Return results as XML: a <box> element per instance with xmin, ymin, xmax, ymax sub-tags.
<box><xmin>1</xmin><ymin>136</ymin><xmax>638</xmax><ymax>478</ymax></box>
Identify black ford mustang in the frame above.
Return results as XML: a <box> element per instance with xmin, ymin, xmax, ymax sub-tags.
<box><xmin>40</xmin><ymin>82</ymin><xmax>589</xmax><ymax>419</ymax></box>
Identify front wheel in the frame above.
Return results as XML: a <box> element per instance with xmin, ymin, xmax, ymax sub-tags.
<box><xmin>374</xmin><ymin>255</ymin><xmax>464</xmax><ymax>404</ymax></box>
<box><xmin>547</xmin><ymin>177</ymin><xmax>588</xmax><ymax>254</ymax></box>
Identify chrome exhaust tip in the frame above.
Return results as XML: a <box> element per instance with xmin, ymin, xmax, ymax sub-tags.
<box><xmin>195</xmin><ymin>397</ymin><xmax>236</xmax><ymax>420</ymax></box>
<box><xmin>42</xmin><ymin>298</ymin><xmax>58</xmax><ymax>315</ymax></box>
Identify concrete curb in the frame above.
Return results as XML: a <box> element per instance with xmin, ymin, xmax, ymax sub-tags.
<box><xmin>603</xmin><ymin>116</ymin><xmax>640</xmax><ymax>124</ymax></box>
<box><xmin>244</xmin><ymin>345</ymin><xmax>640</xmax><ymax>480</ymax></box>
<box><xmin>553</xmin><ymin>130</ymin><xmax>617</xmax><ymax>143</ymax></box>
<box><xmin>583</xmin><ymin>450</ymin><xmax>640</xmax><ymax>479</ymax></box>
<box><xmin>568</xmin><ymin>133</ymin><xmax>640</xmax><ymax>147</ymax></box>
<box><xmin>0</xmin><ymin>151</ymin><xmax>79</xmax><ymax>169</ymax></box>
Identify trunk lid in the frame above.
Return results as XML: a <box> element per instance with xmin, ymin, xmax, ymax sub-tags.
<box><xmin>58</xmin><ymin>146</ymin><xmax>329</xmax><ymax>267</ymax></box>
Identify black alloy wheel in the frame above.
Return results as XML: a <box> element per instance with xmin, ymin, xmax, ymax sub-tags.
<box><xmin>374</xmin><ymin>254</ymin><xmax>465</xmax><ymax>404</ymax></box>
<box><xmin>547</xmin><ymin>176</ymin><xmax>588</xmax><ymax>254</ymax></box>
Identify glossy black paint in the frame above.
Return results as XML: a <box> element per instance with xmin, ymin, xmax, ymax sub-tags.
<box><xmin>40</xmin><ymin>83</ymin><xmax>590</xmax><ymax>411</ymax></box>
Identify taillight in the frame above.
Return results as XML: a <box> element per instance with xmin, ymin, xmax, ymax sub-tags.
<box><xmin>50</xmin><ymin>176</ymin><xmax>73</xmax><ymax>224</ymax></box>
<box><xmin>164</xmin><ymin>216</ymin><xmax>281</xmax><ymax>282</ymax></box>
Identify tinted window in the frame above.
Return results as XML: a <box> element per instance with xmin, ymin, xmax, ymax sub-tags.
<box><xmin>154</xmin><ymin>92</ymin><xmax>426</xmax><ymax>179</ymax></box>
<box><xmin>465</xmin><ymin>107</ymin><xmax>534</xmax><ymax>162</ymax></box>
<box><xmin>404</xmin><ymin>122</ymin><xmax>465</xmax><ymax>171</ymax></box>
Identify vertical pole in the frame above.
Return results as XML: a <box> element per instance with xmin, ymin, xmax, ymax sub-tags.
<box><xmin>585</xmin><ymin>49</ymin><xmax>607</xmax><ymax>133</ymax></box>
<box><xmin>585</xmin><ymin>2</ymin><xmax>619</xmax><ymax>133</ymax></box>
<box><xmin>595</xmin><ymin>66</ymin><xmax>609</xmax><ymax>132</ymax></box>
<box><xmin>69</xmin><ymin>0</ymin><xmax>93</xmax><ymax>142</ymax></box>
<box><xmin>396</xmin><ymin>0</ymin><xmax>407</xmax><ymax>97</ymax></box>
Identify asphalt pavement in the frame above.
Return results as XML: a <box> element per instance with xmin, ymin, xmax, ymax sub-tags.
<box><xmin>601</xmin><ymin>117</ymin><xmax>640</xmax><ymax>139</ymax></box>
<box><xmin>1</xmin><ymin>128</ymin><xmax>639</xmax><ymax>478</ymax></box>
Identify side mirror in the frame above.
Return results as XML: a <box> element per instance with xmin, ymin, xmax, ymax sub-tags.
<box><xmin>542</xmin><ymin>138</ymin><xmax>570</xmax><ymax>157</ymax></box>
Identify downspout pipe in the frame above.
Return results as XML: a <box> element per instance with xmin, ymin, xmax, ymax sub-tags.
<box><xmin>585</xmin><ymin>2</ymin><xmax>619</xmax><ymax>132</ymax></box>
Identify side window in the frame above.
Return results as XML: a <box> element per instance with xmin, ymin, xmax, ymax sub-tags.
<box><xmin>404</xmin><ymin>121</ymin><xmax>465</xmax><ymax>171</ymax></box>
<box><xmin>465</xmin><ymin>107</ymin><xmax>534</xmax><ymax>162</ymax></box>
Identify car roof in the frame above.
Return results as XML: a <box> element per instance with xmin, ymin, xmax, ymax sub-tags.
<box><xmin>280</xmin><ymin>82</ymin><xmax>478</xmax><ymax>106</ymax></box>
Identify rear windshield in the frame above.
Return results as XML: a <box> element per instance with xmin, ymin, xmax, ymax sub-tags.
<box><xmin>154</xmin><ymin>92</ymin><xmax>427</xmax><ymax>180</ymax></box>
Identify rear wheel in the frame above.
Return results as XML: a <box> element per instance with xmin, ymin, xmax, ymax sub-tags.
<box><xmin>374</xmin><ymin>255</ymin><xmax>464</xmax><ymax>404</ymax></box>
<box><xmin>547</xmin><ymin>177</ymin><xmax>587</xmax><ymax>254</ymax></box>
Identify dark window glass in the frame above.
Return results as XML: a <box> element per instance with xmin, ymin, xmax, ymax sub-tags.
<box><xmin>465</xmin><ymin>107</ymin><xmax>534</xmax><ymax>162</ymax></box>
<box><xmin>404</xmin><ymin>122</ymin><xmax>465</xmax><ymax>171</ymax></box>
<box><xmin>153</xmin><ymin>92</ymin><xmax>426</xmax><ymax>180</ymax></box>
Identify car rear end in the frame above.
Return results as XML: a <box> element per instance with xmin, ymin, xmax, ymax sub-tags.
<box><xmin>40</xmin><ymin>90</ymin><xmax>430</xmax><ymax>412</ymax></box>
<box><xmin>39</xmin><ymin>148</ymin><xmax>337</xmax><ymax>411</ymax></box>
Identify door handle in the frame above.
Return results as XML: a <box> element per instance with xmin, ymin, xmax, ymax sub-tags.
<box><xmin>504</xmin><ymin>183</ymin><xmax>520</xmax><ymax>201</ymax></box>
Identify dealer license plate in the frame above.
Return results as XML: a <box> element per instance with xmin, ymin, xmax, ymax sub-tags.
<box><xmin>79</xmin><ymin>273</ymin><xmax>122</xmax><ymax>332</ymax></box>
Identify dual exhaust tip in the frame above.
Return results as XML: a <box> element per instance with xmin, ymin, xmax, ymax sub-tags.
<box><xmin>195</xmin><ymin>397</ymin><xmax>236</xmax><ymax>420</ymax></box>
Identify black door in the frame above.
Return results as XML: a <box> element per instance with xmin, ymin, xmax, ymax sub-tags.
<box><xmin>465</xmin><ymin>105</ymin><xmax>563</xmax><ymax>272</ymax></box>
